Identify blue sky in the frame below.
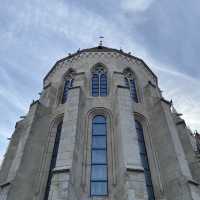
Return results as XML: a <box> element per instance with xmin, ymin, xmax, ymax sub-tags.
<box><xmin>0</xmin><ymin>0</ymin><xmax>200</xmax><ymax>164</ymax></box>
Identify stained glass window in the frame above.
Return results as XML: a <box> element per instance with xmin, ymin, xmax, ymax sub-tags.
<box><xmin>44</xmin><ymin>121</ymin><xmax>63</xmax><ymax>200</ymax></box>
<box><xmin>62</xmin><ymin>79</ymin><xmax>73</xmax><ymax>104</ymax></box>
<box><xmin>92</xmin><ymin>66</ymin><xmax>107</xmax><ymax>96</ymax></box>
<box><xmin>125</xmin><ymin>77</ymin><xmax>138</xmax><ymax>102</ymax></box>
<box><xmin>90</xmin><ymin>115</ymin><xmax>108</xmax><ymax>196</ymax></box>
<box><xmin>135</xmin><ymin>120</ymin><xmax>155</xmax><ymax>200</ymax></box>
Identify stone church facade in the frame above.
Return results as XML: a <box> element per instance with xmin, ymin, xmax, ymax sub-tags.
<box><xmin>0</xmin><ymin>46</ymin><xmax>200</xmax><ymax>200</ymax></box>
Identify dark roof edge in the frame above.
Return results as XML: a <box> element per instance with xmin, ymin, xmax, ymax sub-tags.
<box><xmin>43</xmin><ymin>46</ymin><xmax>158</xmax><ymax>84</ymax></box>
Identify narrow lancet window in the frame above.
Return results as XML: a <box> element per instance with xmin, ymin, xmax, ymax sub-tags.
<box><xmin>135</xmin><ymin>120</ymin><xmax>155</xmax><ymax>200</ymax></box>
<box><xmin>62</xmin><ymin>78</ymin><xmax>73</xmax><ymax>104</ymax></box>
<box><xmin>124</xmin><ymin>69</ymin><xmax>138</xmax><ymax>102</ymax></box>
<box><xmin>92</xmin><ymin>65</ymin><xmax>107</xmax><ymax>96</ymax></box>
<box><xmin>90</xmin><ymin>115</ymin><xmax>108</xmax><ymax>196</ymax></box>
<box><xmin>44</xmin><ymin>121</ymin><xmax>63</xmax><ymax>200</ymax></box>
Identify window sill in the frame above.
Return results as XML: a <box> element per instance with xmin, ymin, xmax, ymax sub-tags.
<box><xmin>52</xmin><ymin>166</ymin><xmax>71</xmax><ymax>174</ymax></box>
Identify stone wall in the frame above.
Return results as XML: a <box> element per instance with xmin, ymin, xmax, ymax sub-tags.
<box><xmin>0</xmin><ymin>48</ymin><xmax>199</xmax><ymax>200</ymax></box>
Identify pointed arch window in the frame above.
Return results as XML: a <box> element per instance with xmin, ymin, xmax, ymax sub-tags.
<box><xmin>135</xmin><ymin>120</ymin><xmax>155</xmax><ymax>200</ymax></box>
<box><xmin>124</xmin><ymin>69</ymin><xmax>138</xmax><ymax>102</ymax></box>
<box><xmin>62</xmin><ymin>76</ymin><xmax>74</xmax><ymax>104</ymax></box>
<box><xmin>92</xmin><ymin>65</ymin><xmax>107</xmax><ymax>97</ymax></box>
<box><xmin>44</xmin><ymin>121</ymin><xmax>63</xmax><ymax>200</ymax></box>
<box><xmin>90</xmin><ymin>115</ymin><xmax>108</xmax><ymax>196</ymax></box>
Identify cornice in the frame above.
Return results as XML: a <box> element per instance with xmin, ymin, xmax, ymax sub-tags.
<box><xmin>43</xmin><ymin>46</ymin><xmax>158</xmax><ymax>86</ymax></box>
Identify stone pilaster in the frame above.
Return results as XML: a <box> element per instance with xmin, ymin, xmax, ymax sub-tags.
<box><xmin>116</xmin><ymin>86</ymin><xmax>148</xmax><ymax>200</ymax></box>
<box><xmin>48</xmin><ymin>87</ymin><xmax>81</xmax><ymax>200</ymax></box>
<box><xmin>6</xmin><ymin>102</ymin><xmax>51</xmax><ymax>200</ymax></box>
<box><xmin>144</xmin><ymin>84</ymin><xmax>200</xmax><ymax>200</ymax></box>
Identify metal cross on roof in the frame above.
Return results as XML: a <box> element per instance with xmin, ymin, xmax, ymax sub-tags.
<box><xmin>99</xmin><ymin>36</ymin><xmax>104</xmax><ymax>46</ymax></box>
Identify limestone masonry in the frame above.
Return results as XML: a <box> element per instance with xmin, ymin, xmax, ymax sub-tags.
<box><xmin>0</xmin><ymin>46</ymin><xmax>200</xmax><ymax>200</ymax></box>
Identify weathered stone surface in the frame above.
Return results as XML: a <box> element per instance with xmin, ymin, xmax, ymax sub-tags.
<box><xmin>0</xmin><ymin>46</ymin><xmax>199</xmax><ymax>200</ymax></box>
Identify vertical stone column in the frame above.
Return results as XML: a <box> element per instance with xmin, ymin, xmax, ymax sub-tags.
<box><xmin>144</xmin><ymin>84</ymin><xmax>200</xmax><ymax>200</ymax></box>
<box><xmin>0</xmin><ymin>121</ymin><xmax>23</xmax><ymax>185</ymax></box>
<box><xmin>48</xmin><ymin>86</ymin><xmax>81</xmax><ymax>200</ymax></box>
<box><xmin>115</xmin><ymin>86</ymin><xmax>148</xmax><ymax>200</ymax></box>
<box><xmin>173</xmin><ymin>115</ymin><xmax>200</xmax><ymax>198</ymax></box>
<box><xmin>6</xmin><ymin>102</ymin><xmax>52</xmax><ymax>200</ymax></box>
<box><xmin>6</xmin><ymin>121</ymin><xmax>30</xmax><ymax>182</ymax></box>
<box><xmin>116</xmin><ymin>86</ymin><xmax>141</xmax><ymax>169</ymax></box>
<box><xmin>0</xmin><ymin>102</ymin><xmax>39</xmax><ymax>200</ymax></box>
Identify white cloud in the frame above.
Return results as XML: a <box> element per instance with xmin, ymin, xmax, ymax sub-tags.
<box><xmin>121</xmin><ymin>0</ymin><xmax>155</xmax><ymax>12</ymax></box>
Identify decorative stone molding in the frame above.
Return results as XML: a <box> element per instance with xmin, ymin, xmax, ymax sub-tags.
<box><xmin>81</xmin><ymin>107</ymin><xmax>117</xmax><ymax>192</ymax></box>
<box><xmin>53</xmin><ymin>166</ymin><xmax>70</xmax><ymax>174</ymax></box>
<box><xmin>44</xmin><ymin>50</ymin><xmax>157</xmax><ymax>87</ymax></box>
<box><xmin>0</xmin><ymin>182</ymin><xmax>10</xmax><ymax>188</ymax></box>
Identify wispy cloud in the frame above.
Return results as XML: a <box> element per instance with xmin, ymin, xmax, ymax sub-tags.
<box><xmin>121</xmin><ymin>0</ymin><xmax>155</xmax><ymax>12</ymax></box>
<box><xmin>135</xmin><ymin>49</ymin><xmax>200</xmax><ymax>132</ymax></box>
<box><xmin>155</xmin><ymin>68</ymin><xmax>200</xmax><ymax>131</ymax></box>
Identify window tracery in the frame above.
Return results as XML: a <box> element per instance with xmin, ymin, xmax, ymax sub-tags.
<box><xmin>92</xmin><ymin>65</ymin><xmax>107</xmax><ymax>97</ymax></box>
<box><xmin>124</xmin><ymin>68</ymin><xmax>138</xmax><ymax>102</ymax></box>
<box><xmin>62</xmin><ymin>72</ymin><xmax>74</xmax><ymax>104</ymax></box>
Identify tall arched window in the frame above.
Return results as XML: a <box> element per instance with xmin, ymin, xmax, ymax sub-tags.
<box><xmin>92</xmin><ymin>65</ymin><xmax>107</xmax><ymax>97</ymax></box>
<box><xmin>135</xmin><ymin>120</ymin><xmax>155</xmax><ymax>200</ymax></box>
<box><xmin>90</xmin><ymin>115</ymin><xmax>108</xmax><ymax>196</ymax></box>
<box><xmin>44</xmin><ymin>121</ymin><xmax>63</xmax><ymax>200</ymax></box>
<box><xmin>62</xmin><ymin>76</ymin><xmax>74</xmax><ymax>104</ymax></box>
<box><xmin>124</xmin><ymin>69</ymin><xmax>138</xmax><ymax>102</ymax></box>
